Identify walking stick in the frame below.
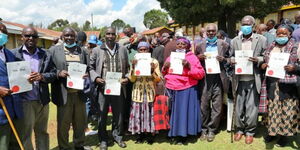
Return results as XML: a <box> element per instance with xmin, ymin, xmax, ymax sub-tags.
<box><xmin>230</xmin><ymin>91</ymin><xmax>236</xmax><ymax>143</ymax></box>
<box><xmin>0</xmin><ymin>97</ymin><xmax>24</xmax><ymax>150</ymax></box>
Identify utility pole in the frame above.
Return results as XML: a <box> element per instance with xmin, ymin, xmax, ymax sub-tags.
<box><xmin>91</xmin><ymin>13</ymin><xmax>94</xmax><ymax>29</ymax></box>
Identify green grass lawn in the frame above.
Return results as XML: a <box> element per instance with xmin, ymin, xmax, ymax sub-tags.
<box><xmin>48</xmin><ymin>103</ymin><xmax>300</xmax><ymax>150</ymax></box>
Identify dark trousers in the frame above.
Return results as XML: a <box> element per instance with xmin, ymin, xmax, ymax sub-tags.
<box><xmin>98</xmin><ymin>91</ymin><xmax>124</xmax><ymax>143</ymax></box>
<box><xmin>201</xmin><ymin>75</ymin><xmax>223</xmax><ymax>133</ymax></box>
<box><xmin>235</xmin><ymin>80</ymin><xmax>259</xmax><ymax>136</ymax></box>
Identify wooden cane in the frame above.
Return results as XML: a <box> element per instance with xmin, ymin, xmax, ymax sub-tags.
<box><xmin>0</xmin><ymin>97</ymin><xmax>24</xmax><ymax>150</ymax></box>
<box><xmin>230</xmin><ymin>93</ymin><xmax>236</xmax><ymax>143</ymax></box>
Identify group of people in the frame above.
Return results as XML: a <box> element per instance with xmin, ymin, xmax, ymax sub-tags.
<box><xmin>1</xmin><ymin>12</ymin><xmax>300</xmax><ymax>150</ymax></box>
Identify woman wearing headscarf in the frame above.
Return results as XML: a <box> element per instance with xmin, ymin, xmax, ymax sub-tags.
<box><xmin>261</xmin><ymin>25</ymin><xmax>300</xmax><ymax>147</ymax></box>
<box><xmin>128</xmin><ymin>41</ymin><xmax>161</xmax><ymax>144</ymax></box>
<box><xmin>162</xmin><ymin>37</ymin><xmax>205</xmax><ymax>144</ymax></box>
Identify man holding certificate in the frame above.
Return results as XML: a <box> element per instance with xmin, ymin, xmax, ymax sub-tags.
<box><xmin>89</xmin><ymin>27</ymin><xmax>129</xmax><ymax>150</ymax></box>
<box><xmin>260</xmin><ymin>25</ymin><xmax>299</xmax><ymax>147</ymax></box>
<box><xmin>49</xmin><ymin>27</ymin><xmax>90</xmax><ymax>150</ymax></box>
<box><xmin>12</xmin><ymin>27</ymin><xmax>56</xmax><ymax>150</ymax></box>
<box><xmin>0</xmin><ymin>22</ymin><xmax>24</xmax><ymax>150</ymax></box>
<box><xmin>195</xmin><ymin>23</ymin><xmax>229</xmax><ymax>142</ymax></box>
<box><xmin>229</xmin><ymin>15</ymin><xmax>267</xmax><ymax>144</ymax></box>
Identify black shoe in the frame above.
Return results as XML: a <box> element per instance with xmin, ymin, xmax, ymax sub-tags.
<box><xmin>146</xmin><ymin>137</ymin><xmax>154</xmax><ymax>145</ymax></box>
<box><xmin>115</xmin><ymin>140</ymin><xmax>127</xmax><ymax>148</ymax></box>
<box><xmin>207</xmin><ymin>132</ymin><xmax>215</xmax><ymax>142</ymax></box>
<box><xmin>200</xmin><ymin>132</ymin><xmax>207</xmax><ymax>141</ymax></box>
<box><xmin>275</xmin><ymin>136</ymin><xmax>288</xmax><ymax>147</ymax></box>
<box><xmin>175</xmin><ymin>137</ymin><xmax>186</xmax><ymax>145</ymax></box>
<box><xmin>264</xmin><ymin>135</ymin><xmax>275</xmax><ymax>143</ymax></box>
<box><xmin>75</xmin><ymin>146</ymin><xmax>92</xmax><ymax>150</ymax></box>
<box><xmin>135</xmin><ymin>135</ymin><xmax>144</xmax><ymax>144</ymax></box>
<box><xmin>100</xmin><ymin>142</ymin><xmax>108</xmax><ymax>150</ymax></box>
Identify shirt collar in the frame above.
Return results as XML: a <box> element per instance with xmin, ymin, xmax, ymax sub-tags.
<box><xmin>0</xmin><ymin>47</ymin><xmax>4</xmax><ymax>53</ymax></box>
<box><xmin>22</xmin><ymin>46</ymin><xmax>39</xmax><ymax>55</ymax></box>
<box><xmin>242</xmin><ymin>34</ymin><xmax>253</xmax><ymax>41</ymax></box>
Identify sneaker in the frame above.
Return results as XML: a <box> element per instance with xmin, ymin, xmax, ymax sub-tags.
<box><xmin>275</xmin><ymin>136</ymin><xmax>288</xmax><ymax>147</ymax></box>
<box><xmin>263</xmin><ymin>135</ymin><xmax>275</xmax><ymax>143</ymax></box>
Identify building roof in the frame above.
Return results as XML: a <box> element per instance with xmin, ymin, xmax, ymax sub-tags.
<box><xmin>142</xmin><ymin>26</ymin><xmax>173</xmax><ymax>35</ymax></box>
<box><xmin>2</xmin><ymin>20</ymin><xmax>61</xmax><ymax>40</ymax></box>
<box><xmin>85</xmin><ymin>31</ymin><xmax>101</xmax><ymax>40</ymax></box>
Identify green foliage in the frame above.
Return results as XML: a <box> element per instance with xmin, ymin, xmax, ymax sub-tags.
<box><xmin>82</xmin><ymin>20</ymin><xmax>92</xmax><ymax>31</ymax></box>
<box><xmin>143</xmin><ymin>9</ymin><xmax>168</xmax><ymax>29</ymax></box>
<box><xmin>158</xmin><ymin>0</ymin><xmax>300</xmax><ymax>37</ymax></box>
<box><xmin>111</xmin><ymin>19</ymin><xmax>126</xmax><ymax>32</ymax></box>
<box><xmin>47</xmin><ymin>19</ymin><xmax>69</xmax><ymax>31</ymax></box>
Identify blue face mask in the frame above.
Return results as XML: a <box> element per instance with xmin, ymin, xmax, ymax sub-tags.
<box><xmin>207</xmin><ymin>36</ymin><xmax>217</xmax><ymax>43</ymax></box>
<box><xmin>241</xmin><ymin>25</ymin><xmax>252</xmax><ymax>35</ymax></box>
<box><xmin>0</xmin><ymin>33</ymin><xmax>8</xmax><ymax>46</ymax></box>
<box><xmin>275</xmin><ymin>37</ymin><xmax>289</xmax><ymax>45</ymax></box>
<box><xmin>64</xmin><ymin>42</ymin><xmax>76</xmax><ymax>48</ymax></box>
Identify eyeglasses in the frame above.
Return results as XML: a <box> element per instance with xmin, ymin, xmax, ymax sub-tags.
<box><xmin>24</xmin><ymin>35</ymin><xmax>38</xmax><ymax>39</ymax></box>
<box><xmin>106</xmin><ymin>33</ymin><xmax>116</xmax><ymax>35</ymax></box>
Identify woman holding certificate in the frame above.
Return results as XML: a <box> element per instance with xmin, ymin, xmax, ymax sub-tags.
<box><xmin>261</xmin><ymin>25</ymin><xmax>299</xmax><ymax>147</ymax></box>
<box><xmin>128</xmin><ymin>41</ymin><xmax>161</xmax><ymax>144</ymax></box>
<box><xmin>162</xmin><ymin>37</ymin><xmax>205</xmax><ymax>144</ymax></box>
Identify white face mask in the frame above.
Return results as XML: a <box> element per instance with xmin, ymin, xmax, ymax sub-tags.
<box><xmin>175</xmin><ymin>49</ymin><xmax>186</xmax><ymax>53</ymax></box>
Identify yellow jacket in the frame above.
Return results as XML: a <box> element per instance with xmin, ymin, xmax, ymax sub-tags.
<box><xmin>128</xmin><ymin>58</ymin><xmax>161</xmax><ymax>103</ymax></box>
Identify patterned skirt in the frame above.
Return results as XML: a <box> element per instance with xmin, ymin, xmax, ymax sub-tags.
<box><xmin>128</xmin><ymin>94</ymin><xmax>155</xmax><ymax>134</ymax></box>
<box><xmin>267</xmin><ymin>84</ymin><xmax>300</xmax><ymax>136</ymax></box>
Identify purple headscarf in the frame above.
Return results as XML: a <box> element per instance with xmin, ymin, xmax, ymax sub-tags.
<box><xmin>137</xmin><ymin>41</ymin><xmax>150</xmax><ymax>49</ymax></box>
<box><xmin>176</xmin><ymin>37</ymin><xmax>191</xmax><ymax>50</ymax></box>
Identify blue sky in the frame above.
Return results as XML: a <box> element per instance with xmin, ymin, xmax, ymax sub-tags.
<box><xmin>1</xmin><ymin>0</ymin><xmax>162</xmax><ymax>31</ymax></box>
<box><xmin>84</xmin><ymin>0</ymin><xmax>127</xmax><ymax>11</ymax></box>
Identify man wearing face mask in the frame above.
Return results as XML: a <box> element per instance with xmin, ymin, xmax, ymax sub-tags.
<box><xmin>228</xmin><ymin>15</ymin><xmax>267</xmax><ymax>144</ymax></box>
<box><xmin>89</xmin><ymin>27</ymin><xmax>129</xmax><ymax>150</ymax></box>
<box><xmin>195</xmin><ymin>23</ymin><xmax>229</xmax><ymax>142</ymax></box>
<box><xmin>12</xmin><ymin>27</ymin><xmax>56</xmax><ymax>150</ymax></box>
<box><xmin>49</xmin><ymin>27</ymin><xmax>90</xmax><ymax>150</ymax></box>
<box><xmin>0</xmin><ymin>22</ymin><xmax>24</xmax><ymax>150</ymax></box>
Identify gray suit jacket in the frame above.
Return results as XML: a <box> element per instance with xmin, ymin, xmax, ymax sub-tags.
<box><xmin>89</xmin><ymin>43</ymin><xmax>129</xmax><ymax>97</ymax></box>
<box><xmin>195</xmin><ymin>39</ymin><xmax>230</xmax><ymax>93</ymax></box>
<box><xmin>49</xmin><ymin>44</ymin><xmax>89</xmax><ymax>106</ymax></box>
<box><xmin>229</xmin><ymin>33</ymin><xmax>267</xmax><ymax>94</ymax></box>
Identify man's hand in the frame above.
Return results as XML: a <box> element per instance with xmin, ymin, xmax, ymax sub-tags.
<box><xmin>230</xmin><ymin>58</ymin><xmax>236</xmax><ymax>65</ymax></box>
<box><xmin>182</xmin><ymin>59</ymin><xmax>190</xmax><ymax>69</ymax></box>
<box><xmin>95</xmin><ymin>78</ymin><xmax>105</xmax><ymax>84</ymax></box>
<box><xmin>28</xmin><ymin>72</ymin><xmax>44</xmax><ymax>83</ymax></box>
<box><xmin>120</xmin><ymin>78</ymin><xmax>129</xmax><ymax>85</ymax></box>
<box><xmin>216</xmin><ymin>56</ymin><xmax>225</xmax><ymax>62</ymax></box>
<box><xmin>284</xmin><ymin>64</ymin><xmax>296</xmax><ymax>72</ymax></box>
<box><xmin>0</xmin><ymin>86</ymin><xmax>12</xmax><ymax>97</ymax></box>
<box><xmin>58</xmin><ymin>70</ymin><xmax>69</xmax><ymax>78</ymax></box>
<box><xmin>261</xmin><ymin>63</ymin><xmax>268</xmax><ymax>70</ymax></box>
<box><xmin>82</xmin><ymin>73</ymin><xmax>89</xmax><ymax>78</ymax></box>
<box><xmin>197</xmin><ymin>54</ymin><xmax>206</xmax><ymax>61</ymax></box>
<box><xmin>248</xmin><ymin>57</ymin><xmax>258</xmax><ymax>63</ymax></box>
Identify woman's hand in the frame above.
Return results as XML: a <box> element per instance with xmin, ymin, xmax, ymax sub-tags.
<box><xmin>284</xmin><ymin>64</ymin><xmax>296</xmax><ymax>72</ymax></box>
<box><xmin>182</xmin><ymin>59</ymin><xmax>190</xmax><ymax>69</ymax></box>
<box><xmin>261</xmin><ymin>63</ymin><xmax>268</xmax><ymax>70</ymax></box>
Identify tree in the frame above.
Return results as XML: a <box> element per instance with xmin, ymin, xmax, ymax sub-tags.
<box><xmin>99</xmin><ymin>26</ymin><xmax>108</xmax><ymax>39</ymax></box>
<box><xmin>70</xmin><ymin>22</ymin><xmax>80</xmax><ymax>32</ymax></box>
<box><xmin>47</xmin><ymin>19</ymin><xmax>69</xmax><ymax>31</ymax></box>
<box><xmin>143</xmin><ymin>9</ymin><xmax>168</xmax><ymax>29</ymax></box>
<box><xmin>82</xmin><ymin>20</ymin><xmax>91</xmax><ymax>31</ymax></box>
<box><xmin>157</xmin><ymin>0</ymin><xmax>300</xmax><ymax>38</ymax></box>
<box><xmin>111</xmin><ymin>19</ymin><xmax>126</xmax><ymax>33</ymax></box>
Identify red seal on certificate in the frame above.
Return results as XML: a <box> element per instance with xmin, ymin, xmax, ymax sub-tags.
<box><xmin>12</xmin><ymin>86</ymin><xmax>20</xmax><ymax>92</ymax></box>
<box><xmin>237</xmin><ymin>68</ymin><xmax>242</xmax><ymax>73</ymax></box>
<box><xmin>106</xmin><ymin>89</ymin><xmax>111</xmax><ymax>94</ymax></box>
<box><xmin>207</xmin><ymin>68</ymin><xmax>212</xmax><ymax>73</ymax></box>
<box><xmin>169</xmin><ymin>68</ymin><xmax>173</xmax><ymax>73</ymax></box>
<box><xmin>68</xmin><ymin>81</ymin><xmax>73</xmax><ymax>87</ymax></box>
<box><xmin>135</xmin><ymin>70</ymin><xmax>140</xmax><ymax>76</ymax></box>
<box><xmin>267</xmin><ymin>70</ymin><xmax>274</xmax><ymax>76</ymax></box>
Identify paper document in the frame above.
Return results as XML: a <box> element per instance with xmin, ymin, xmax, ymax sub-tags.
<box><xmin>235</xmin><ymin>50</ymin><xmax>253</xmax><ymax>75</ymax></box>
<box><xmin>266</xmin><ymin>52</ymin><xmax>290</xmax><ymax>79</ymax></box>
<box><xmin>134</xmin><ymin>53</ymin><xmax>151</xmax><ymax>76</ymax></box>
<box><xmin>204</xmin><ymin>51</ymin><xmax>220</xmax><ymax>74</ymax></box>
<box><xmin>67</xmin><ymin>62</ymin><xmax>87</xmax><ymax>90</ymax></box>
<box><xmin>7</xmin><ymin>61</ymin><xmax>32</xmax><ymax>94</ymax></box>
<box><xmin>104</xmin><ymin>72</ymin><xmax>122</xmax><ymax>96</ymax></box>
<box><xmin>170</xmin><ymin>52</ymin><xmax>185</xmax><ymax>75</ymax></box>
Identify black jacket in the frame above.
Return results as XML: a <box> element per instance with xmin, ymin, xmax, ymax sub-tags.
<box><xmin>12</xmin><ymin>46</ymin><xmax>57</xmax><ymax>105</ymax></box>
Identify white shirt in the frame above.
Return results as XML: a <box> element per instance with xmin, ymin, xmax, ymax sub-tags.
<box><xmin>0</xmin><ymin>47</ymin><xmax>6</xmax><ymax>62</ymax></box>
